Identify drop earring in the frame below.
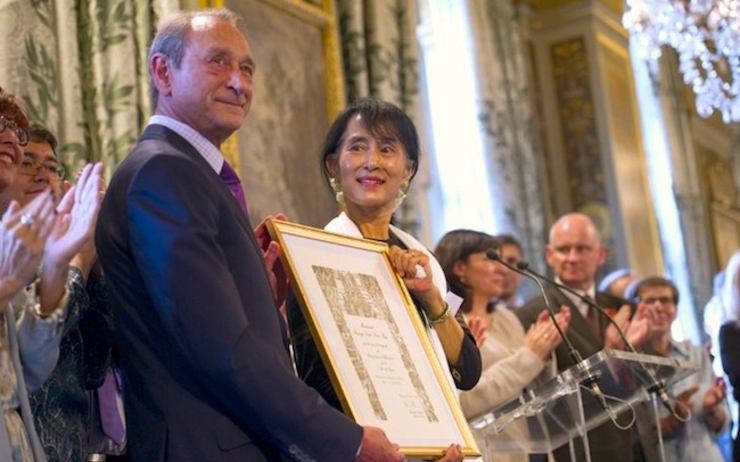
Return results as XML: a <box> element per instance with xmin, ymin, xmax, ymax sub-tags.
<box><xmin>394</xmin><ymin>184</ymin><xmax>408</xmax><ymax>210</ymax></box>
<box><xmin>329</xmin><ymin>177</ymin><xmax>344</xmax><ymax>205</ymax></box>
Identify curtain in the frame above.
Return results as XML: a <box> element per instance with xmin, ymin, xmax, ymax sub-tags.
<box><xmin>335</xmin><ymin>0</ymin><xmax>424</xmax><ymax>235</ymax></box>
<box><xmin>0</xmin><ymin>0</ymin><xmax>176</xmax><ymax>178</ymax></box>
<box><xmin>465</xmin><ymin>0</ymin><xmax>549</xmax><ymax>267</ymax></box>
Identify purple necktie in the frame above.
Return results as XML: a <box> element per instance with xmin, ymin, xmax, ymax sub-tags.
<box><xmin>98</xmin><ymin>369</ymin><xmax>125</xmax><ymax>445</ymax></box>
<box><xmin>219</xmin><ymin>160</ymin><xmax>248</xmax><ymax>214</ymax></box>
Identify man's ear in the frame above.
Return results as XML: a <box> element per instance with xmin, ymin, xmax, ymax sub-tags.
<box><xmin>150</xmin><ymin>53</ymin><xmax>173</xmax><ymax>97</ymax></box>
<box><xmin>544</xmin><ymin>244</ymin><xmax>555</xmax><ymax>268</ymax></box>
<box><xmin>596</xmin><ymin>245</ymin><xmax>607</xmax><ymax>267</ymax></box>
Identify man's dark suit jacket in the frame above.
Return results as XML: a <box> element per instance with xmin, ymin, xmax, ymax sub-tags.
<box><xmin>517</xmin><ymin>287</ymin><xmax>634</xmax><ymax>462</ymax></box>
<box><xmin>95</xmin><ymin>125</ymin><xmax>362</xmax><ymax>462</ymax></box>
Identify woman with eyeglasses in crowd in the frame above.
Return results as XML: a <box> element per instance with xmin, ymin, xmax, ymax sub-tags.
<box><xmin>9</xmin><ymin>123</ymin><xmax>119</xmax><ymax>462</ymax></box>
<box><xmin>0</xmin><ymin>87</ymin><xmax>103</xmax><ymax>462</ymax></box>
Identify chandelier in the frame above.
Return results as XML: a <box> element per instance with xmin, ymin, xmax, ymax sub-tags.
<box><xmin>623</xmin><ymin>0</ymin><xmax>740</xmax><ymax>123</ymax></box>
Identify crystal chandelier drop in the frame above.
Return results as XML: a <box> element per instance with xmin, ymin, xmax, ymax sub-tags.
<box><xmin>623</xmin><ymin>0</ymin><xmax>740</xmax><ymax>123</ymax></box>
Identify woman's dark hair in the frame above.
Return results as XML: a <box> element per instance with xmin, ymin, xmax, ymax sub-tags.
<box><xmin>320</xmin><ymin>98</ymin><xmax>420</xmax><ymax>185</ymax></box>
<box><xmin>434</xmin><ymin>229</ymin><xmax>500</xmax><ymax>309</ymax></box>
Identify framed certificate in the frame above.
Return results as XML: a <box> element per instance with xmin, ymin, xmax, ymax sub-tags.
<box><xmin>269</xmin><ymin>220</ymin><xmax>480</xmax><ymax>458</ymax></box>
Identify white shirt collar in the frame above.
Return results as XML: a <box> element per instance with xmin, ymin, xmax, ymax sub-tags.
<box><xmin>148</xmin><ymin>115</ymin><xmax>224</xmax><ymax>174</ymax></box>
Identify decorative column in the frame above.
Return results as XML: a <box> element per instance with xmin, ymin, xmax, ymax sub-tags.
<box><xmin>520</xmin><ymin>0</ymin><xmax>664</xmax><ymax>278</ymax></box>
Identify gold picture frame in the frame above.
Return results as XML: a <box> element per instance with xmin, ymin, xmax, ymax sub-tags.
<box><xmin>269</xmin><ymin>219</ymin><xmax>480</xmax><ymax>459</ymax></box>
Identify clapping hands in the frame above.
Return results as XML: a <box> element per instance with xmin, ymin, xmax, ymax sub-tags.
<box><xmin>0</xmin><ymin>192</ymin><xmax>56</xmax><ymax>308</ymax></box>
<box><xmin>524</xmin><ymin>307</ymin><xmax>571</xmax><ymax>360</ymax></box>
<box><xmin>43</xmin><ymin>163</ymin><xmax>104</xmax><ymax>267</ymax></box>
<box><xmin>660</xmin><ymin>385</ymin><xmax>698</xmax><ymax>434</ymax></box>
<box><xmin>605</xmin><ymin>304</ymin><xmax>651</xmax><ymax>350</ymax></box>
<box><xmin>466</xmin><ymin>316</ymin><xmax>487</xmax><ymax>347</ymax></box>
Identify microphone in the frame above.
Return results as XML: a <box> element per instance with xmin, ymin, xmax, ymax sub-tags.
<box><xmin>485</xmin><ymin>249</ymin><xmax>606</xmax><ymax>403</ymax></box>
<box><xmin>511</xmin><ymin>259</ymin><xmax>679</xmax><ymax>420</ymax></box>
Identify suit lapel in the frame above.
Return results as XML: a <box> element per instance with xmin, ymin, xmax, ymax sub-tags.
<box><xmin>141</xmin><ymin>125</ymin><xmax>257</xmax><ymax>246</ymax></box>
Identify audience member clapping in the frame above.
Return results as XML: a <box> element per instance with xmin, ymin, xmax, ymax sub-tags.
<box><xmin>13</xmin><ymin>123</ymin><xmax>117</xmax><ymax>462</ymax></box>
<box><xmin>0</xmin><ymin>86</ymin><xmax>103</xmax><ymax>462</ymax></box>
<box><xmin>635</xmin><ymin>276</ymin><xmax>728</xmax><ymax>462</ymax></box>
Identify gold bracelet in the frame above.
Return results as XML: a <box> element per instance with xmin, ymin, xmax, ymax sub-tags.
<box><xmin>428</xmin><ymin>302</ymin><xmax>451</xmax><ymax>325</ymax></box>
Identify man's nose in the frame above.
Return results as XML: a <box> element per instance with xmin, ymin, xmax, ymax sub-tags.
<box><xmin>33</xmin><ymin>169</ymin><xmax>51</xmax><ymax>182</ymax></box>
<box><xmin>227</xmin><ymin>68</ymin><xmax>250</xmax><ymax>96</ymax></box>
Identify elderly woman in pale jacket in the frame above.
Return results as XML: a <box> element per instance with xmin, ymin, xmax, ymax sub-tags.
<box><xmin>288</xmin><ymin>98</ymin><xmax>482</xmax><ymax>462</ymax></box>
<box><xmin>0</xmin><ymin>87</ymin><xmax>103</xmax><ymax>462</ymax></box>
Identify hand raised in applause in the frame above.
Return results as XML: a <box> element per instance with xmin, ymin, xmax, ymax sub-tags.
<box><xmin>254</xmin><ymin>213</ymin><xmax>289</xmax><ymax>308</ymax></box>
<box><xmin>467</xmin><ymin>316</ymin><xmax>487</xmax><ymax>347</ymax></box>
<box><xmin>605</xmin><ymin>304</ymin><xmax>650</xmax><ymax>350</ymax></box>
<box><xmin>523</xmin><ymin>307</ymin><xmax>571</xmax><ymax>360</ymax></box>
<box><xmin>0</xmin><ymin>192</ymin><xmax>56</xmax><ymax>307</ymax></box>
<box><xmin>356</xmin><ymin>426</ymin><xmax>405</xmax><ymax>462</ymax></box>
<box><xmin>702</xmin><ymin>378</ymin><xmax>727</xmax><ymax>431</ymax></box>
<box><xmin>43</xmin><ymin>163</ymin><xmax>104</xmax><ymax>267</ymax></box>
<box><xmin>660</xmin><ymin>385</ymin><xmax>698</xmax><ymax>434</ymax></box>
<box><xmin>703</xmin><ymin>378</ymin><xmax>726</xmax><ymax>413</ymax></box>
<box><xmin>69</xmin><ymin>166</ymin><xmax>108</xmax><ymax>279</ymax></box>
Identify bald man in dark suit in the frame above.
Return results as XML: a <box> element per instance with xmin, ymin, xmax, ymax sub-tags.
<box><xmin>518</xmin><ymin>213</ymin><xmax>646</xmax><ymax>462</ymax></box>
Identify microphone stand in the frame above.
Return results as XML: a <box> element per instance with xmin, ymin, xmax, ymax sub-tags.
<box><xmin>511</xmin><ymin>261</ymin><xmax>688</xmax><ymax>462</ymax></box>
<box><xmin>485</xmin><ymin>250</ymin><xmax>611</xmax><ymax>438</ymax></box>
<box><xmin>514</xmin><ymin>261</ymin><xmax>680</xmax><ymax>421</ymax></box>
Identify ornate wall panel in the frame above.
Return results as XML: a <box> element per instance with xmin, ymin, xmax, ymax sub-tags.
<box><xmin>698</xmin><ymin>146</ymin><xmax>740</xmax><ymax>268</ymax></box>
<box><xmin>225</xmin><ymin>0</ymin><xmax>344</xmax><ymax>227</ymax></box>
<box><xmin>550</xmin><ymin>37</ymin><xmax>607</xmax><ymax>210</ymax></box>
<box><xmin>527</xmin><ymin>1</ymin><xmax>665</xmax><ymax>279</ymax></box>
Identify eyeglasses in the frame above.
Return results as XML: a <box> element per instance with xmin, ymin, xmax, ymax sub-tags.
<box><xmin>19</xmin><ymin>156</ymin><xmax>65</xmax><ymax>179</ymax></box>
<box><xmin>0</xmin><ymin>115</ymin><xmax>29</xmax><ymax>146</ymax></box>
<box><xmin>638</xmin><ymin>296</ymin><xmax>675</xmax><ymax>306</ymax></box>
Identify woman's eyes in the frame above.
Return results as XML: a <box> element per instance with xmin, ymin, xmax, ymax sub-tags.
<box><xmin>346</xmin><ymin>144</ymin><xmax>397</xmax><ymax>153</ymax></box>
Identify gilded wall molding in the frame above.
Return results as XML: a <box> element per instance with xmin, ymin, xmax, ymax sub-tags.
<box><xmin>519</xmin><ymin>0</ymin><xmax>622</xmax><ymax>15</ymax></box>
